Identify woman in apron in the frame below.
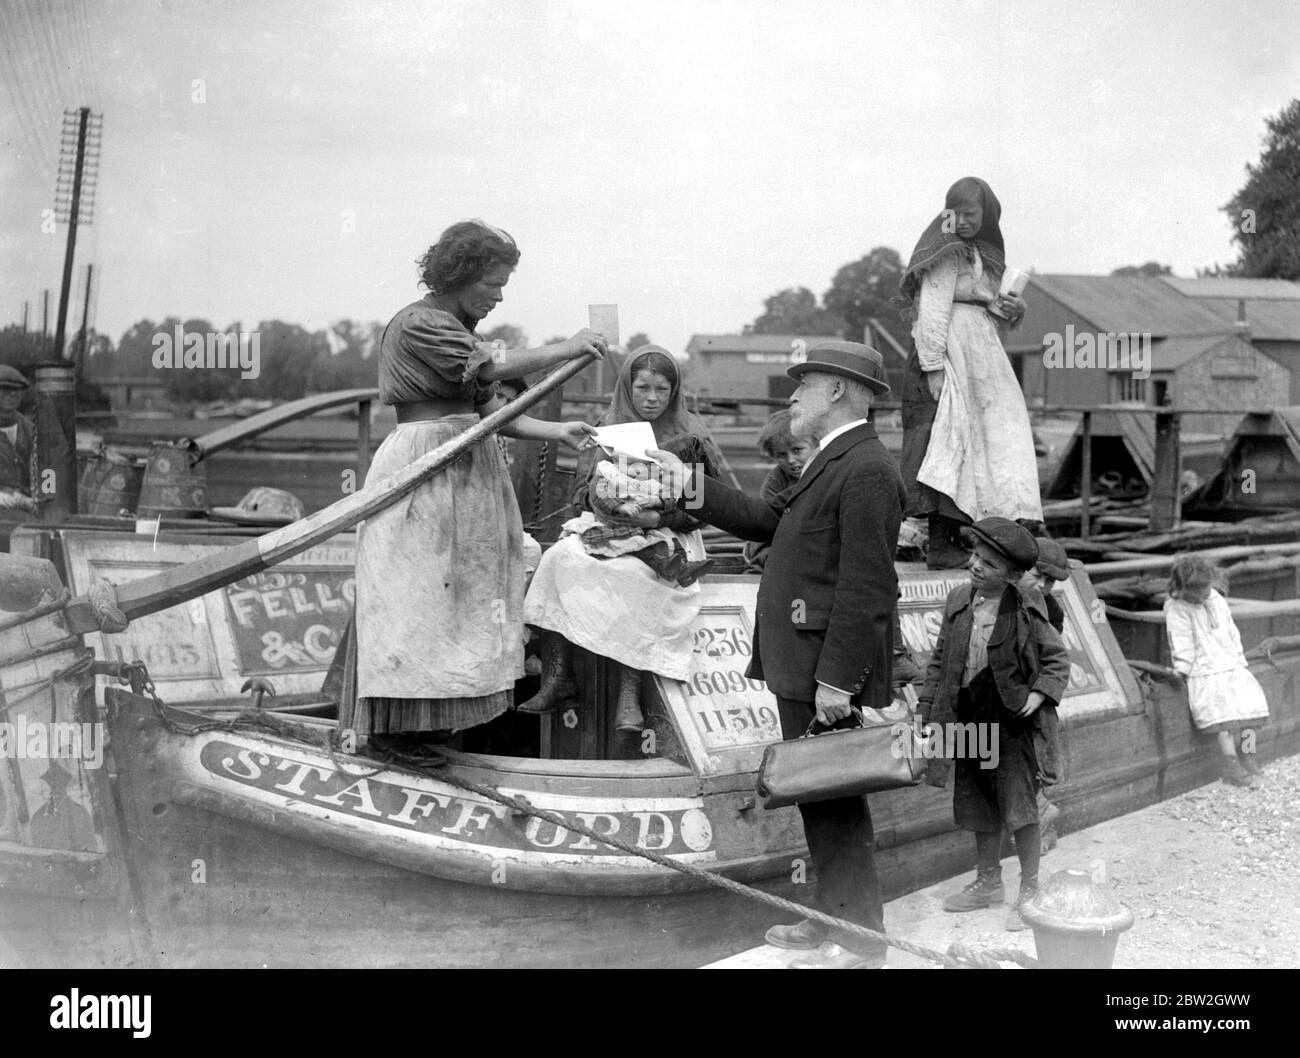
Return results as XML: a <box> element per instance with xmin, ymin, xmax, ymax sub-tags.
<box><xmin>341</xmin><ymin>219</ymin><xmax>605</xmax><ymax>749</ymax></box>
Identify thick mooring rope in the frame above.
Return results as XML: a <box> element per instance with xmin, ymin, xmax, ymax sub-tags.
<box><xmin>372</xmin><ymin>745</ymin><xmax>1038</xmax><ymax>969</ymax></box>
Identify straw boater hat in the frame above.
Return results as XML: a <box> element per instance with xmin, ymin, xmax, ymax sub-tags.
<box><xmin>787</xmin><ymin>340</ymin><xmax>891</xmax><ymax>395</ymax></box>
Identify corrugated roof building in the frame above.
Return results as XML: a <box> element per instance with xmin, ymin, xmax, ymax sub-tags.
<box><xmin>1009</xmin><ymin>274</ymin><xmax>1298</xmax><ymax>439</ymax></box>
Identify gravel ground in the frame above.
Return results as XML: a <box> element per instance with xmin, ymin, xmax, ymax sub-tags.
<box><xmin>885</xmin><ymin>751</ymin><xmax>1300</xmax><ymax>969</ymax></box>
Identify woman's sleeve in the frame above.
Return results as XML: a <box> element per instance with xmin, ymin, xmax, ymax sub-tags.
<box><xmin>1164</xmin><ymin>600</ymin><xmax>1196</xmax><ymax>675</ymax></box>
<box><xmin>570</xmin><ymin>428</ymin><xmax>604</xmax><ymax>513</ymax></box>
<box><xmin>913</xmin><ymin>254</ymin><xmax>958</xmax><ymax>371</ymax></box>
<box><xmin>400</xmin><ymin>312</ymin><xmax>496</xmax><ymax>390</ymax></box>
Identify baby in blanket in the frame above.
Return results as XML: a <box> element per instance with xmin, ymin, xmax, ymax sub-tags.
<box><xmin>581</xmin><ymin>454</ymin><xmax>714</xmax><ymax>588</ymax></box>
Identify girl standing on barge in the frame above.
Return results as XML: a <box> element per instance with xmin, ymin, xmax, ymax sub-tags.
<box><xmin>343</xmin><ymin>220</ymin><xmax>605</xmax><ymax>748</ymax></box>
<box><xmin>897</xmin><ymin>177</ymin><xmax>1041</xmax><ymax>569</ymax></box>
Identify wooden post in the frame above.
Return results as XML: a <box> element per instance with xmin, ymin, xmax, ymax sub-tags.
<box><xmin>356</xmin><ymin>399</ymin><xmax>372</xmax><ymax>484</ymax></box>
<box><xmin>1150</xmin><ymin>411</ymin><xmax>1182</xmax><ymax>532</ymax></box>
<box><xmin>1080</xmin><ymin>410</ymin><xmax>1092</xmax><ymax>538</ymax></box>
<box><xmin>34</xmin><ymin>362</ymin><xmax>79</xmax><ymax>522</ymax></box>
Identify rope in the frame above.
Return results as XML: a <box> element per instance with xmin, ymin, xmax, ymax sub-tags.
<box><xmin>120</xmin><ymin>665</ymin><xmax>1036</xmax><ymax>968</ymax></box>
<box><xmin>368</xmin><ymin>744</ymin><xmax>1037</xmax><ymax>969</ymax></box>
<box><xmin>531</xmin><ymin>440</ymin><xmax>548</xmax><ymax>526</ymax></box>
<box><xmin>88</xmin><ymin>579</ymin><xmax>129</xmax><ymax>633</ymax></box>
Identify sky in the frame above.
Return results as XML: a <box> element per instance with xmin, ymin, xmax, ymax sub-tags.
<box><xmin>1</xmin><ymin>0</ymin><xmax>1297</xmax><ymax>356</ymax></box>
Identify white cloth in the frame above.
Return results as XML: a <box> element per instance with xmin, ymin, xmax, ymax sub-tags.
<box><xmin>1164</xmin><ymin>591</ymin><xmax>1270</xmax><ymax>730</ymax></box>
<box><xmin>355</xmin><ymin>417</ymin><xmax>526</xmax><ymax>701</ymax></box>
<box><xmin>523</xmin><ymin>513</ymin><xmax>706</xmax><ymax>680</ymax></box>
<box><xmin>912</xmin><ymin>250</ymin><xmax>1042</xmax><ymax>523</ymax></box>
<box><xmin>1</xmin><ymin>424</ymin><xmax>16</xmax><ymax>447</ymax></box>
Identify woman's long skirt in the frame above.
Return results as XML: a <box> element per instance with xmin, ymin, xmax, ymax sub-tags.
<box><xmin>341</xmin><ymin>415</ymin><xmax>525</xmax><ymax>738</ymax></box>
<box><xmin>917</xmin><ymin>304</ymin><xmax>1043</xmax><ymax>524</ymax></box>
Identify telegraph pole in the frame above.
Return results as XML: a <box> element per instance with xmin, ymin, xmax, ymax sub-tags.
<box><xmin>52</xmin><ymin>107</ymin><xmax>102</xmax><ymax>360</ymax></box>
<box><xmin>21</xmin><ymin>301</ymin><xmax>29</xmax><ymax>332</ymax></box>
<box><xmin>76</xmin><ymin>262</ymin><xmax>94</xmax><ymax>368</ymax></box>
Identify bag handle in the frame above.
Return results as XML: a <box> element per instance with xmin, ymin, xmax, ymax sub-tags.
<box><xmin>803</xmin><ymin>705</ymin><xmax>864</xmax><ymax>738</ymax></box>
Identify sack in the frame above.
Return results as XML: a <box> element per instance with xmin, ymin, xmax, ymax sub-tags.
<box><xmin>755</xmin><ymin>708</ymin><xmax>928</xmax><ymax>809</ymax></box>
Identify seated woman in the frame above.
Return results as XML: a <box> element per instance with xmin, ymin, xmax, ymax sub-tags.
<box><xmin>520</xmin><ymin>347</ymin><xmax>722</xmax><ymax>734</ymax></box>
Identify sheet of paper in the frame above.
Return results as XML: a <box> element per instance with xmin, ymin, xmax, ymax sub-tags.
<box><xmin>592</xmin><ymin>421</ymin><xmax>660</xmax><ymax>463</ymax></box>
<box><xmin>588</xmin><ymin>304</ymin><xmax>620</xmax><ymax>347</ymax></box>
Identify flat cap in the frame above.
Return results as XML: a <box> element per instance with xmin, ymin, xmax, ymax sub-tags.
<box><xmin>0</xmin><ymin>365</ymin><xmax>30</xmax><ymax>389</ymax></box>
<box><xmin>1034</xmin><ymin>537</ymin><xmax>1070</xmax><ymax>581</ymax></box>
<box><xmin>967</xmin><ymin>516</ymin><xmax>1038</xmax><ymax>571</ymax></box>
<box><xmin>788</xmin><ymin>340</ymin><xmax>890</xmax><ymax>395</ymax></box>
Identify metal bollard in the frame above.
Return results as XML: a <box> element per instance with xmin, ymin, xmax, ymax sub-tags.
<box><xmin>1020</xmin><ymin>867</ymin><xmax>1135</xmax><ymax>969</ymax></box>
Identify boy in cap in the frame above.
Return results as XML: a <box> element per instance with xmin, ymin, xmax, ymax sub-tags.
<box><xmin>0</xmin><ymin>366</ymin><xmax>36</xmax><ymax>512</ymax></box>
<box><xmin>917</xmin><ymin>517</ymin><xmax>1070</xmax><ymax>930</ymax></box>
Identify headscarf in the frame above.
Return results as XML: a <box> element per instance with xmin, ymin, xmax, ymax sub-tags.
<box><xmin>897</xmin><ymin>177</ymin><xmax>1006</xmax><ymax>316</ymax></box>
<box><xmin>574</xmin><ymin>346</ymin><xmax>722</xmax><ymax>503</ymax></box>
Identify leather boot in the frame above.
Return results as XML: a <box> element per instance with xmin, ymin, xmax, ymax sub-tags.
<box><xmin>675</xmin><ymin>557</ymin><xmax>715</xmax><ymax>587</ymax></box>
<box><xmin>633</xmin><ymin>541</ymin><xmax>686</xmax><ymax>582</ymax></box>
<box><xmin>942</xmin><ymin>868</ymin><xmax>1005</xmax><ymax>912</ymax></box>
<box><xmin>926</xmin><ymin>513</ymin><xmax>970</xmax><ymax>570</ymax></box>
<box><xmin>516</xmin><ymin>631</ymin><xmax>576</xmax><ymax>714</ymax></box>
<box><xmin>614</xmin><ymin>666</ymin><xmax>644</xmax><ymax>732</ymax></box>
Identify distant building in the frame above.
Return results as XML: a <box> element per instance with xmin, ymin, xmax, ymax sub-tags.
<box><xmin>1010</xmin><ymin>275</ymin><xmax>1300</xmax><ymax>438</ymax></box>
<box><xmin>96</xmin><ymin>374</ymin><xmax>170</xmax><ymax>411</ymax></box>
<box><xmin>685</xmin><ymin>331</ymin><xmax>908</xmax><ymax>403</ymax></box>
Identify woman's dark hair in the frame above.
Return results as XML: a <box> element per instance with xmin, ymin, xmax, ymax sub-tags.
<box><xmin>417</xmin><ymin>220</ymin><xmax>520</xmax><ymax>293</ymax></box>
<box><xmin>629</xmin><ymin>349</ymin><xmax>677</xmax><ymax>385</ymax></box>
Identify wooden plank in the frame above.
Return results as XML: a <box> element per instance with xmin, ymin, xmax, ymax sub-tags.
<box><xmin>191</xmin><ymin>388</ymin><xmax>379</xmax><ymax>460</ymax></box>
<box><xmin>1149</xmin><ymin>411</ymin><xmax>1181</xmax><ymax>531</ymax></box>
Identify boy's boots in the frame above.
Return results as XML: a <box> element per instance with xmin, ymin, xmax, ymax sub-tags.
<box><xmin>1006</xmin><ymin>876</ymin><xmax>1039</xmax><ymax>932</ymax></box>
<box><xmin>942</xmin><ymin>868</ymin><xmax>1005</xmax><ymax>912</ymax></box>
<box><xmin>516</xmin><ymin>631</ymin><xmax>576</xmax><ymax>714</ymax></box>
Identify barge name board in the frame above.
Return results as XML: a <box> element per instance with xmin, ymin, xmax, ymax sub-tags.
<box><xmin>199</xmin><ymin>739</ymin><xmax>715</xmax><ymax>860</ymax></box>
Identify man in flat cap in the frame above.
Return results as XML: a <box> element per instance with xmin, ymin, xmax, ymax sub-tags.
<box><xmin>0</xmin><ymin>366</ymin><xmax>36</xmax><ymax>512</ymax></box>
<box><xmin>653</xmin><ymin>340</ymin><xmax>905</xmax><ymax>968</ymax></box>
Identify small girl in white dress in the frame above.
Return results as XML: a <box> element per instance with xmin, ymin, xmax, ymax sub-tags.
<box><xmin>1163</xmin><ymin>554</ymin><xmax>1270</xmax><ymax>787</ymax></box>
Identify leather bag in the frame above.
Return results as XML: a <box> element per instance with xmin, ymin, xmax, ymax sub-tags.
<box><xmin>756</xmin><ymin>708</ymin><xmax>928</xmax><ymax>809</ymax></box>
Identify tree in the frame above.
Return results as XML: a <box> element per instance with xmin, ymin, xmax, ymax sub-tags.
<box><xmin>822</xmin><ymin>246</ymin><xmax>909</xmax><ymax>347</ymax></box>
<box><xmin>482</xmin><ymin>323</ymin><xmax>528</xmax><ymax>349</ymax></box>
<box><xmin>1223</xmin><ymin>99</ymin><xmax>1300</xmax><ymax>279</ymax></box>
<box><xmin>1111</xmin><ymin>262</ymin><xmax>1173</xmax><ymax>277</ymax></box>
<box><xmin>249</xmin><ymin>320</ymin><xmax>329</xmax><ymax>400</ymax></box>
<box><xmin>745</xmin><ymin>286</ymin><xmax>842</xmax><ymax>336</ymax></box>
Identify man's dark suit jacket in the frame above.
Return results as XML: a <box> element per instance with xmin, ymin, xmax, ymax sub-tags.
<box><xmin>685</xmin><ymin>421</ymin><xmax>906</xmax><ymax>708</ymax></box>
